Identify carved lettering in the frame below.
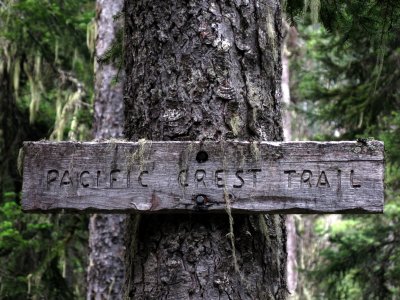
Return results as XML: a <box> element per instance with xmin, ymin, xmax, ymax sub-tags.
<box><xmin>42</xmin><ymin>166</ymin><xmax>365</xmax><ymax>196</ymax></box>
<box><xmin>195</xmin><ymin>169</ymin><xmax>206</xmax><ymax>187</ymax></box>
<box><xmin>317</xmin><ymin>171</ymin><xmax>330</xmax><ymax>187</ymax></box>
<box><xmin>80</xmin><ymin>171</ymin><xmax>90</xmax><ymax>188</ymax></box>
<box><xmin>284</xmin><ymin>170</ymin><xmax>296</xmax><ymax>188</ymax></box>
<box><xmin>248</xmin><ymin>169</ymin><xmax>261</xmax><ymax>187</ymax></box>
<box><xmin>97</xmin><ymin>171</ymin><xmax>100</xmax><ymax>187</ymax></box>
<box><xmin>139</xmin><ymin>171</ymin><xmax>148</xmax><ymax>187</ymax></box>
<box><xmin>60</xmin><ymin>170</ymin><xmax>72</xmax><ymax>186</ymax></box>
<box><xmin>350</xmin><ymin>170</ymin><xmax>361</xmax><ymax>188</ymax></box>
<box><xmin>215</xmin><ymin>170</ymin><xmax>224</xmax><ymax>188</ymax></box>
<box><xmin>178</xmin><ymin>169</ymin><xmax>189</xmax><ymax>187</ymax></box>
<box><xmin>47</xmin><ymin>170</ymin><xmax>59</xmax><ymax>189</ymax></box>
<box><xmin>110</xmin><ymin>169</ymin><xmax>120</xmax><ymax>188</ymax></box>
<box><xmin>233</xmin><ymin>170</ymin><xmax>244</xmax><ymax>188</ymax></box>
<box><xmin>301</xmin><ymin>170</ymin><xmax>312</xmax><ymax>188</ymax></box>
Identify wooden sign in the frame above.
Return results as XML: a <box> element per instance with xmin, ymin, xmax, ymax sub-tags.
<box><xmin>21</xmin><ymin>140</ymin><xmax>384</xmax><ymax>214</ymax></box>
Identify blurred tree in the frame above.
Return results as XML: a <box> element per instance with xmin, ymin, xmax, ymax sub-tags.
<box><xmin>87</xmin><ymin>0</ymin><xmax>126</xmax><ymax>299</ymax></box>
<box><xmin>282</xmin><ymin>18</ymin><xmax>300</xmax><ymax>298</ymax></box>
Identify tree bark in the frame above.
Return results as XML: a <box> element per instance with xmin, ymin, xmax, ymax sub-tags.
<box><xmin>123</xmin><ymin>0</ymin><xmax>287</xmax><ymax>298</ymax></box>
<box><xmin>87</xmin><ymin>0</ymin><xmax>126</xmax><ymax>299</ymax></box>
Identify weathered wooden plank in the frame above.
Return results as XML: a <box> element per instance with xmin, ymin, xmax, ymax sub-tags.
<box><xmin>21</xmin><ymin>140</ymin><xmax>384</xmax><ymax>214</ymax></box>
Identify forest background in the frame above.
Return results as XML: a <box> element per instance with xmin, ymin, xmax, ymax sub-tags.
<box><xmin>0</xmin><ymin>0</ymin><xmax>399</xmax><ymax>299</ymax></box>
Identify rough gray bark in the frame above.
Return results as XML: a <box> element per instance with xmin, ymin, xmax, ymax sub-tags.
<box><xmin>87</xmin><ymin>0</ymin><xmax>126</xmax><ymax>299</ymax></box>
<box><xmin>123</xmin><ymin>0</ymin><xmax>287</xmax><ymax>298</ymax></box>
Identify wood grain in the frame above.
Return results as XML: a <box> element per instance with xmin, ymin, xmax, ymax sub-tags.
<box><xmin>21</xmin><ymin>140</ymin><xmax>384</xmax><ymax>214</ymax></box>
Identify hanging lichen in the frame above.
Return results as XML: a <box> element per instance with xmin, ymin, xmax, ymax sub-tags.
<box><xmin>23</xmin><ymin>52</ymin><xmax>45</xmax><ymax>124</ymax></box>
<box><xmin>13</xmin><ymin>58</ymin><xmax>20</xmax><ymax>102</ymax></box>
<box><xmin>0</xmin><ymin>60</ymin><xmax>4</xmax><ymax>77</ymax></box>
<box><xmin>304</xmin><ymin>0</ymin><xmax>320</xmax><ymax>24</ymax></box>
<box><xmin>373</xmin><ymin>21</ymin><xmax>389</xmax><ymax>94</ymax></box>
<box><xmin>127</xmin><ymin>138</ymin><xmax>152</xmax><ymax>172</ymax></box>
<box><xmin>258</xmin><ymin>214</ymin><xmax>269</xmax><ymax>242</ymax></box>
<box><xmin>72</xmin><ymin>48</ymin><xmax>79</xmax><ymax>70</ymax></box>
<box><xmin>26</xmin><ymin>70</ymin><xmax>40</xmax><ymax>124</ymax></box>
<box><xmin>68</xmin><ymin>95</ymin><xmax>82</xmax><ymax>141</ymax></box>
<box><xmin>251</xmin><ymin>141</ymin><xmax>261</xmax><ymax>161</ymax></box>
<box><xmin>34</xmin><ymin>51</ymin><xmax>41</xmax><ymax>77</ymax></box>
<box><xmin>229</xmin><ymin>115</ymin><xmax>241</xmax><ymax>137</ymax></box>
<box><xmin>224</xmin><ymin>189</ymin><xmax>240</xmax><ymax>273</ymax></box>
<box><xmin>51</xmin><ymin>87</ymin><xmax>85</xmax><ymax>141</ymax></box>
<box><xmin>219</xmin><ymin>142</ymin><xmax>240</xmax><ymax>274</ymax></box>
<box><xmin>86</xmin><ymin>19</ymin><xmax>96</xmax><ymax>56</ymax></box>
<box><xmin>54</xmin><ymin>39</ymin><xmax>59</xmax><ymax>64</ymax></box>
<box><xmin>266</xmin><ymin>5</ymin><xmax>276</xmax><ymax>49</ymax></box>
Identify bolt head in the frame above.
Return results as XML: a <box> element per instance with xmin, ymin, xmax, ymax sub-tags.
<box><xmin>195</xmin><ymin>195</ymin><xmax>205</xmax><ymax>205</ymax></box>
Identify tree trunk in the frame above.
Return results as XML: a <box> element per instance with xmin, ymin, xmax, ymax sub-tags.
<box><xmin>281</xmin><ymin>21</ymin><xmax>292</xmax><ymax>143</ymax></box>
<box><xmin>281</xmin><ymin>20</ymin><xmax>298</xmax><ymax>297</ymax></box>
<box><xmin>87</xmin><ymin>0</ymin><xmax>126</xmax><ymax>299</ymax></box>
<box><xmin>123</xmin><ymin>0</ymin><xmax>287</xmax><ymax>299</ymax></box>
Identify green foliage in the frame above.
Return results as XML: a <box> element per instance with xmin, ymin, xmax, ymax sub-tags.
<box><xmin>290</xmin><ymin>0</ymin><xmax>400</xmax><ymax>135</ymax></box>
<box><xmin>290</xmin><ymin>1</ymin><xmax>400</xmax><ymax>298</ymax></box>
<box><xmin>312</xmin><ymin>203</ymin><xmax>400</xmax><ymax>299</ymax></box>
<box><xmin>286</xmin><ymin>0</ymin><xmax>400</xmax><ymax>43</ymax></box>
<box><xmin>0</xmin><ymin>196</ymin><xmax>88</xmax><ymax>299</ymax></box>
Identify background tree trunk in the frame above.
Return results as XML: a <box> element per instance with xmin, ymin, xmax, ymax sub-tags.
<box><xmin>123</xmin><ymin>0</ymin><xmax>287</xmax><ymax>298</ymax></box>
<box><xmin>281</xmin><ymin>20</ymin><xmax>298</xmax><ymax>297</ymax></box>
<box><xmin>87</xmin><ymin>0</ymin><xmax>126</xmax><ymax>299</ymax></box>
